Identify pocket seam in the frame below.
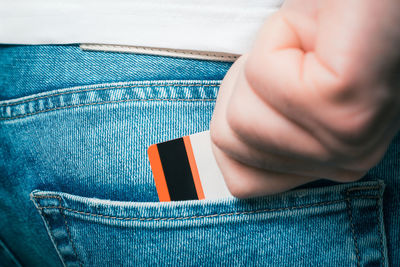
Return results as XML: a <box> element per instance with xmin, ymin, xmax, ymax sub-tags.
<box><xmin>0</xmin><ymin>83</ymin><xmax>220</xmax><ymax>107</ymax></box>
<box><xmin>345</xmin><ymin>186</ymin><xmax>387</xmax><ymax>267</ymax></box>
<box><xmin>32</xmin><ymin>195</ymin><xmax>82</xmax><ymax>267</ymax></box>
<box><xmin>0</xmin><ymin>98</ymin><xmax>216</xmax><ymax>121</ymax></box>
<box><xmin>0</xmin><ymin>80</ymin><xmax>221</xmax><ymax>121</ymax></box>
<box><xmin>376</xmin><ymin>196</ymin><xmax>386</xmax><ymax>267</ymax></box>
<box><xmin>31</xmin><ymin>183</ymin><xmax>386</xmax><ymax>266</ymax></box>
<box><xmin>59</xmin><ymin>203</ymin><xmax>82</xmax><ymax>267</ymax></box>
<box><xmin>32</xmin><ymin>195</ymin><xmax>379</xmax><ymax>222</ymax></box>
<box><xmin>346</xmin><ymin>191</ymin><xmax>361</xmax><ymax>267</ymax></box>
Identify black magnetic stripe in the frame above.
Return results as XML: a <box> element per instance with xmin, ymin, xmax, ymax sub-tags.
<box><xmin>157</xmin><ymin>137</ymin><xmax>198</xmax><ymax>201</ymax></box>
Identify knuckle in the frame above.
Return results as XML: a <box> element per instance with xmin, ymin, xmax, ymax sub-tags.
<box><xmin>209</xmin><ymin>124</ymin><xmax>226</xmax><ymax>150</ymax></box>
<box><xmin>225</xmin><ymin>92</ymin><xmax>256</xmax><ymax>140</ymax></box>
<box><xmin>225</xmin><ymin>179</ymin><xmax>253</xmax><ymax>199</ymax></box>
<box><xmin>320</xmin><ymin>83</ymin><xmax>379</xmax><ymax>144</ymax></box>
<box><xmin>321</xmin><ymin>109</ymin><xmax>376</xmax><ymax>153</ymax></box>
<box><xmin>226</xmin><ymin>103</ymin><xmax>245</xmax><ymax>134</ymax></box>
<box><xmin>317</xmin><ymin>63</ymin><xmax>359</xmax><ymax>103</ymax></box>
<box><xmin>244</xmin><ymin>53</ymin><xmax>264</xmax><ymax>90</ymax></box>
<box><xmin>334</xmin><ymin>171</ymin><xmax>365</xmax><ymax>183</ymax></box>
<box><xmin>331</xmin><ymin>115</ymin><xmax>373</xmax><ymax>143</ymax></box>
<box><xmin>323</xmin><ymin>78</ymin><xmax>355</xmax><ymax>102</ymax></box>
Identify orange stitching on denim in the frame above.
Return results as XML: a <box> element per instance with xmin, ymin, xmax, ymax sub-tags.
<box><xmin>346</xmin><ymin>190</ymin><xmax>360</xmax><ymax>267</ymax></box>
<box><xmin>36</xmin><ymin>195</ymin><xmax>82</xmax><ymax>266</ymax></box>
<box><xmin>0</xmin><ymin>83</ymin><xmax>220</xmax><ymax>107</ymax></box>
<box><xmin>0</xmin><ymin>98</ymin><xmax>216</xmax><ymax>121</ymax></box>
<box><xmin>31</xmin><ymin>196</ymin><xmax>375</xmax><ymax>222</ymax></box>
<box><xmin>345</xmin><ymin>182</ymin><xmax>384</xmax><ymax>265</ymax></box>
<box><xmin>34</xmin><ymin>199</ymin><xmax>344</xmax><ymax>221</ymax></box>
<box><xmin>345</xmin><ymin>186</ymin><xmax>381</xmax><ymax>192</ymax></box>
<box><xmin>376</xmin><ymin>197</ymin><xmax>385</xmax><ymax>267</ymax></box>
<box><xmin>58</xmin><ymin>204</ymin><xmax>83</xmax><ymax>266</ymax></box>
<box><xmin>33</xmin><ymin>195</ymin><xmax>62</xmax><ymax>199</ymax></box>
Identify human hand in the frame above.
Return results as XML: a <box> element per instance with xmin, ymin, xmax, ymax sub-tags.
<box><xmin>210</xmin><ymin>0</ymin><xmax>400</xmax><ymax>198</ymax></box>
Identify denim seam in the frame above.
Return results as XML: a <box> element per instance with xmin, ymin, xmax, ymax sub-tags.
<box><xmin>0</xmin><ymin>98</ymin><xmax>216</xmax><ymax>121</ymax></box>
<box><xmin>377</xmin><ymin>197</ymin><xmax>384</xmax><ymax>267</ymax></box>
<box><xmin>33</xmin><ymin>196</ymin><xmax>379</xmax><ymax>222</ymax></box>
<box><xmin>59</xmin><ymin>206</ymin><xmax>83</xmax><ymax>267</ymax></box>
<box><xmin>0</xmin><ymin>83</ymin><xmax>220</xmax><ymax>107</ymax></box>
<box><xmin>35</xmin><ymin>196</ymin><xmax>82</xmax><ymax>267</ymax></box>
<box><xmin>346</xmin><ymin>191</ymin><xmax>360</xmax><ymax>267</ymax></box>
<box><xmin>31</xmin><ymin>196</ymin><xmax>68</xmax><ymax>267</ymax></box>
<box><xmin>39</xmin><ymin>212</ymin><xmax>68</xmax><ymax>267</ymax></box>
<box><xmin>345</xmin><ymin>185</ymin><xmax>386</xmax><ymax>267</ymax></box>
<box><xmin>346</xmin><ymin>185</ymin><xmax>381</xmax><ymax>192</ymax></box>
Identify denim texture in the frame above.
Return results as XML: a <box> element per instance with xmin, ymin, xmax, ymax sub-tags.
<box><xmin>0</xmin><ymin>45</ymin><xmax>232</xmax><ymax>101</ymax></box>
<box><xmin>30</xmin><ymin>181</ymin><xmax>386</xmax><ymax>266</ymax></box>
<box><xmin>0</xmin><ymin>45</ymin><xmax>398</xmax><ymax>266</ymax></box>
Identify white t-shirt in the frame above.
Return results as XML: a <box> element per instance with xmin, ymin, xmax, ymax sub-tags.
<box><xmin>0</xmin><ymin>0</ymin><xmax>283</xmax><ymax>55</ymax></box>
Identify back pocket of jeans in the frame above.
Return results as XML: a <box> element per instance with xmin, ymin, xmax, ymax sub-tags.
<box><xmin>31</xmin><ymin>180</ymin><xmax>388</xmax><ymax>267</ymax></box>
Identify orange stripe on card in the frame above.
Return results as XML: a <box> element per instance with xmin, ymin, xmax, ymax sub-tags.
<box><xmin>147</xmin><ymin>144</ymin><xmax>171</xmax><ymax>202</ymax></box>
<box><xmin>183</xmin><ymin>135</ymin><xmax>205</xmax><ymax>200</ymax></box>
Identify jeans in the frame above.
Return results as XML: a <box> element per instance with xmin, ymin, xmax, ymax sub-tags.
<box><xmin>0</xmin><ymin>45</ymin><xmax>398</xmax><ymax>266</ymax></box>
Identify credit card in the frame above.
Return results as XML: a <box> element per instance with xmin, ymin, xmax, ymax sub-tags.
<box><xmin>147</xmin><ymin>130</ymin><xmax>233</xmax><ymax>202</ymax></box>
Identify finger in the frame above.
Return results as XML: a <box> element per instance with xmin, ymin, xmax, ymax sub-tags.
<box><xmin>210</xmin><ymin>54</ymin><xmax>246</xmax><ymax>144</ymax></box>
<box><xmin>245</xmin><ymin>11</ymin><xmax>345</xmax><ymax>150</ymax></box>
<box><xmin>215</xmin><ymin>129</ymin><xmax>364</xmax><ymax>182</ymax></box>
<box><xmin>212</xmin><ymin>143</ymin><xmax>317</xmax><ymax>198</ymax></box>
<box><xmin>212</xmin><ymin>58</ymin><xmax>363</xmax><ymax>181</ymax></box>
<box><xmin>215</xmin><ymin>85</ymin><xmax>364</xmax><ymax>181</ymax></box>
<box><xmin>227</xmin><ymin>59</ymin><xmax>329</xmax><ymax>161</ymax></box>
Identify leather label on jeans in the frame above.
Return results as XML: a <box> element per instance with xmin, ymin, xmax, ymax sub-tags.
<box><xmin>80</xmin><ymin>44</ymin><xmax>240</xmax><ymax>62</ymax></box>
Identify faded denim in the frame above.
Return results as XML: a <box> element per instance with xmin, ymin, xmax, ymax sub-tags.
<box><xmin>0</xmin><ymin>45</ymin><xmax>398</xmax><ymax>266</ymax></box>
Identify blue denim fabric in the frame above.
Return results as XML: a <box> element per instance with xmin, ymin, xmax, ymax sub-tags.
<box><xmin>0</xmin><ymin>45</ymin><xmax>398</xmax><ymax>266</ymax></box>
<box><xmin>0</xmin><ymin>45</ymin><xmax>232</xmax><ymax>101</ymax></box>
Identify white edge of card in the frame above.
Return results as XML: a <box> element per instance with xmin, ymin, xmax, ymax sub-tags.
<box><xmin>189</xmin><ymin>131</ymin><xmax>233</xmax><ymax>199</ymax></box>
